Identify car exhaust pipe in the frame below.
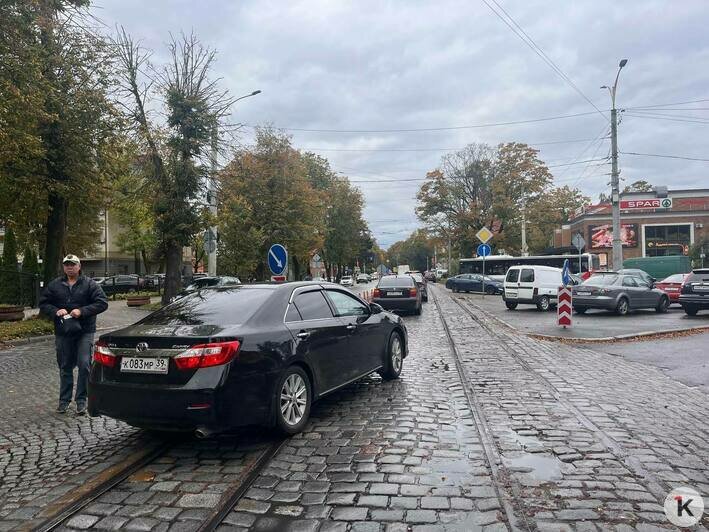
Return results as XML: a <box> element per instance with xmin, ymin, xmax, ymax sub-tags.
<box><xmin>194</xmin><ymin>427</ymin><xmax>217</xmax><ymax>439</ymax></box>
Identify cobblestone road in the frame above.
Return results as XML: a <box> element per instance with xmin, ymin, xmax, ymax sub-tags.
<box><xmin>1</xmin><ymin>288</ymin><xmax>708</xmax><ymax>531</ymax></box>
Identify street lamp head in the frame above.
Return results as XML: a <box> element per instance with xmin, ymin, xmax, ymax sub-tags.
<box><xmin>251</xmin><ymin>90</ymin><xmax>262</xmax><ymax>95</ymax></box>
<box><xmin>600</xmin><ymin>85</ymin><xmax>609</xmax><ymax>89</ymax></box>
<box><xmin>619</xmin><ymin>59</ymin><xmax>628</xmax><ymax>68</ymax></box>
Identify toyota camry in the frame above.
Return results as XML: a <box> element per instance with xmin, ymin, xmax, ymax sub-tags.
<box><xmin>88</xmin><ymin>282</ymin><xmax>408</xmax><ymax>436</ymax></box>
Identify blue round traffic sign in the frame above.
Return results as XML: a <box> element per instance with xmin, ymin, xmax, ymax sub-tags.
<box><xmin>477</xmin><ymin>243</ymin><xmax>491</xmax><ymax>257</ymax></box>
<box><xmin>268</xmin><ymin>244</ymin><xmax>288</xmax><ymax>276</ymax></box>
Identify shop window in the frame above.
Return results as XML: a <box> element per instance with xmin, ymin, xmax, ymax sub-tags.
<box><xmin>644</xmin><ymin>224</ymin><xmax>691</xmax><ymax>257</ymax></box>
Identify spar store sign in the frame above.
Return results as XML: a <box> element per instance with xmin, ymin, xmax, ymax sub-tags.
<box><xmin>620</xmin><ymin>198</ymin><xmax>673</xmax><ymax>210</ymax></box>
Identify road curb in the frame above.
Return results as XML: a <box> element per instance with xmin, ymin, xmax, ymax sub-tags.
<box><xmin>459</xmin><ymin>296</ymin><xmax>709</xmax><ymax>343</ymax></box>
<box><xmin>0</xmin><ymin>326</ymin><xmax>115</xmax><ymax>350</ymax></box>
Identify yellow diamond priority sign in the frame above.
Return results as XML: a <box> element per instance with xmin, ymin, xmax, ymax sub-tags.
<box><xmin>476</xmin><ymin>226</ymin><xmax>493</xmax><ymax>244</ymax></box>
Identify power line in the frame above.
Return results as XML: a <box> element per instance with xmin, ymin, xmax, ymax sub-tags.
<box><xmin>300</xmin><ymin>137</ymin><xmax>598</xmax><ymax>152</ymax></box>
<box><xmin>621</xmin><ymin>151</ymin><xmax>709</xmax><ymax>162</ymax></box>
<box><xmin>625</xmin><ymin>97</ymin><xmax>709</xmax><ymax>110</ymax></box>
<box><xmin>481</xmin><ymin>0</ymin><xmax>607</xmax><ymax>120</ymax></box>
<box><xmin>624</xmin><ymin>113</ymin><xmax>709</xmax><ymax>125</ymax></box>
<box><xmin>238</xmin><ymin>110</ymin><xmax>601</xmax><ymax>134</ymax></box>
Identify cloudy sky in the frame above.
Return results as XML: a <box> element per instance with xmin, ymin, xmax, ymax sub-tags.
<box><xmin>95</xmin><ymin>0</ymin><xmax>709</xmax><ymax>248</ymax></box>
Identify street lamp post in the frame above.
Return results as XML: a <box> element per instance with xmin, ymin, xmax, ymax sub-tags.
<box><xmin>207</xmin><ymin>90</ymin><xmax>261</xmax><ymax>276</ymax></box>
<box><xmin>601</xmin><ymin>59</ymin><xmax>628</xmax><ymax>271</ymax></box>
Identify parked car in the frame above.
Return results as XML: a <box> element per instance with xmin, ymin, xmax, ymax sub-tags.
<box><xmin>143</xmin><ymin>274</ymin><xmax>165</xmax><ymax>290</ymax></box>
<box><xmin>340</xmin><ymin>275</ymin><xmax>354</xmax><ymax>287</ymax></box>
<box><xmin>424</xmin><ymin>271</ymin><xmax>436</xmax><ymax>282</ymax></box>
<box><xmin>446</xmin><ymin>273</ymin><xmax>503</xmax><ymax>295</ymax></box>
<box><xmin>88</xmin><ymin>283</ymin><xmax>408</xmax><ymax>435</ymax></box>
<box><xmin>356</xmin><ymin>273</ymin><xmax>370</xmax><ymax>284</ymax></box>
<box><xmin>618</xmin><ymin>268</ymin><xmax>656</xmax><ymax>287</ymax></box>
<box><xmin>372</xmin><ymin>275</ymin><xmax>422</xmax><ymax>315</ymax></box>
<box><xmin>172</xmin><ymin>276</ymin><xmax>241</xmax><ymax>301</ymax></box>
<box><xmin>572</xmin><ymin>272</ymin><xmax>670</xmax><ymax>315</ymax></box>
<box><xmin>655</xmin><ymin>273</ymin><xmax>690</xmax><ymax>303</ymax></box>
<box><xmin>407</xmin><ymin>271</ymin><xmax>428</xmax><ymax>302</ymax></box>
<box><xmin>679</xmin><ymin>268</ymin><xmax>709</xmax><ymax>316</ymax></box>
<box><xmin>503</xmin><ymin>265</ymin><xmax>563</xmax><ymax>311</ymax></box>
<box><xmin>98</xmin><ymin>275</ymin><xmax>143</xmax><ymax>296</ymax></box>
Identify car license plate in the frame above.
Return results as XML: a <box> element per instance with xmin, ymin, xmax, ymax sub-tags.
<box><xmin>577</xmin><ymin>291</ymin><xmax>591</xmax><ymax>296</ymax></box>
<box><xmin>388</xmin><ymin>291</ymin><xmax>402</xmax><ymax>296</ymax></box>
<box><xmin>120</xmin><ymin>356</ymin><xmax>169</xmax><ymax>374</ymax></box>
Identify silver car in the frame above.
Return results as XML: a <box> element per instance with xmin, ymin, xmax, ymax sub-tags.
<box><xmin>572</xmin><ymin>272</ymin><xmax>670</xmax><ymax>315</ymax></box>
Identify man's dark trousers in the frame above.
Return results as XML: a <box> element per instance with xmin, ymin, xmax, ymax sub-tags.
<box><xmin>56</xmin><ymin>332</ymin><xmax>94</xmax><ymax>406</ymax></box>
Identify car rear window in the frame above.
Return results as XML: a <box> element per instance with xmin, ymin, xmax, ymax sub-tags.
<box><xmin>379</xmin><ymin>276</ymin><xmax>414</xmax><ymax>287</ymax></box>
<box><xmin>139</xmin><ymin>287</ymin><xmax>273</xmax><ymax>325</ymax></box>
<box><xmin>520</xmin><ymin>269</ymin><xmax>534</xmax><ymax>283</ymax></box>
<box><xmin>661</xmin><ymin>274</ymin><xmax>685</xmax><ymax>283</ymax></box>
<box><xmin>687</xmin><ymin>270</ymin><xmax>709</xmax><ymax>282</ymax></box>
<box><xmin>505</xmin><ymin>269</ymin><xmax>519</xmax><ymax>283</ymax></box>
<box><xmin>584</xmin><ymin>274</ymin><xmax>619</xmax><ymax>286</ymax></box>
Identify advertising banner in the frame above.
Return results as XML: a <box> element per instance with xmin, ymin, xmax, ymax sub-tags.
<box><xmin>589</xmin><ymin>223</ymin><xmax>638</xmax><ymax>249</ymax></box>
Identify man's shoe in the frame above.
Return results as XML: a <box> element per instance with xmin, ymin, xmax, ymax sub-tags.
<box><xmin>56</xmin><ymin>403</ymin><xmax>69</xmax><ymax>414</ymax></box>
<box><xmin>76</xmin><ymin>403</ymin><xmax>87</xmax><ymax>416</ymax></box>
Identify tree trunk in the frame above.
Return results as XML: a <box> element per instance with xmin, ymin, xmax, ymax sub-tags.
<box><xmin>43</xmin><ymin>192</ymin><xmax>66</xmax><ymax>284</ymax></box>
<box><xmin>141</xmin><ymin>249</ymin><xmax>150</xmax><ymax>274</ymax></box>
<box><xmin>162</xmin><ymin>243</ymin><xmax>182</xmax><ymax>305</ymax></box>
<box><xmin>293</xmin><ymin>256</ymin><xmax>301</xmax><ymax>281</ymax></box>
<box><xmin>134</xmin><ymin>250</ymin><xmax>141</xmax><ymax>275</ymax></box>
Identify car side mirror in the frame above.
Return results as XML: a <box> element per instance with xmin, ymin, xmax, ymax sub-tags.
<box><xmin>369</xmin><ymin>302</ymin><xmax>384</xmax><ymax>314</ymax></box>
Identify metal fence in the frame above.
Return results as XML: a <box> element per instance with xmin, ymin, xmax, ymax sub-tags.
<box><xmin>0</xmin><ymin>268</ymin><xmax>40</xmax><ymax>308</ymax></box>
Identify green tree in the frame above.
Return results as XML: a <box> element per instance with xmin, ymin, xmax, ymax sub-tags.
<box><xmin>217</xmin><ymin>129</ymin><xmax>324</xmax><ymax>280</ymax></box>
<box><xmin>385</xmin><ymin>230</ymin><xmax>435</xmax><ymax>272</ymax></box>
<box><xmin>0</xmin><ymin>227</ymin><xmax>19</xmax><ymax>304</ymax></box>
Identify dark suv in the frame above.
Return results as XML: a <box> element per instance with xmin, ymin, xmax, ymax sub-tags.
<box><xmin>679</xmin><ymin>268</ymin><xmax>709</xmax><ymax>316</ymax></box>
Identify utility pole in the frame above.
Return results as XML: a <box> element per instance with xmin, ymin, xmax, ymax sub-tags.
<box><xmin>520</xmin><ymin>195</ymin><xmax>529</xmax><ymax>257</ymax></box>
<box><xmin>206</xmin><ymin>89</ymin><xmax>261</xmax><ymax>277</ymax></box>
<box><xmin>103</xmin><ymin>209</ymin><xmax>109</xmax><ymax>277</ymax></box>
<box><xmin>602</xmin><ymin>59</ymin><xmax>628</xmax><ymax>271</ymax></box>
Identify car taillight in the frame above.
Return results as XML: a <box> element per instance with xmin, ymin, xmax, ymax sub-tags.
<box><xmin>173</xmin><ymin>341</ymin><xmax>241</xmax><ymax>371</ymax></box>
<box><xmin>93</xmin><ymin>340</ymin><xmax>116</xmax><ymax>368</ymax></box>
<box><xmin>409</xmin><ymin>287</ymin><xmax>417</xmax><ymax>297</ymax></box>
<box><xmin>373</xmin><ymin>288</ymin><xmax>381</xmax><ymax>298</ymax></box>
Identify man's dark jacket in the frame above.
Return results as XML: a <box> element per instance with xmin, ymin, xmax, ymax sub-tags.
<box><xmin>39</xmin><ymin>275</ymin><xmax>108</xmax><ymax>335</ymax></box>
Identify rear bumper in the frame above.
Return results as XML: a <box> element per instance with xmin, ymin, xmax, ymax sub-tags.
<box><xmin>372</xmin><ymin>297</ymin><xmax>419</xmax><ymax>311</ymax></box>
<box><xmin>88</xmin><ymin>371</ymin><xmax>273</xmax><ymax>431</ymax></box>
<box><xmin>679</xmin><ymin>295</ymin><xmax>709</xmax><ymax>308</ymax></box>
<box><xmin>572</xmin><ymin>296</ymin><xmax>616</xmax><ymax>310</ymax></box>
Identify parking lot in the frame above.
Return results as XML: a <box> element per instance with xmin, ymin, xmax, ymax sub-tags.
<box><xmin>449</xmin><ymin>288</ymin><xmax>709</xmax><ymax>340</ymax></box>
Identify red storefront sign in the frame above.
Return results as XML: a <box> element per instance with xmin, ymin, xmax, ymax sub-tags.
<box><xmin>620</xmin><ymin>198</ymin><xmax>673</xmax><ymax>209</ymax></box>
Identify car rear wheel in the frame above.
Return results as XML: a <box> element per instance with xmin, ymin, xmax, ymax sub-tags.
<box><xmin>615</xmin><ymin>297</ymin><xmax>629</xmax><ymax>316</ymax></box>
<box><xmin>505</xmin><ymin>302</ymin><xmax>518</xmax><ymax>310</ymax></box>
<box><xmin>485</xmin><ymin>285</ymin><xmax>496</xmax><ymax>295</ymax></box>
<box><xmin>655</xmin><ymin>296</ymin><xmax>670</xmax><ymax>313</ymax></box>
<box><xmin>274</xmin><ymin>367</ymin><xmax>311</xmax><ymax>436</ymax></box>
<box><xmin>536</xmin><ymin>295</ymin><xmax>550</xmax><ymax>311</ymax></box>
<box><xmin>684</xmin><ymin>305</ymin><xmax>698</xmax><ymax>316</ymax></box>
<box><xmin>379</xmin><ymin>332</ymin><xmax>403</xmax><ymax>381</ymax></box>
<box><xmin>574</xmin><ymin>306</ymin><xmax>587</xmax><ymax>314</ymax></box>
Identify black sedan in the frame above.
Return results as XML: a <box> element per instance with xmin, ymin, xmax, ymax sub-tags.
<box><xmin>679</xmin><ymin>268</ymin><xmax>709</xmax><ymax>316</ymax></box>
<box><xmin>445</xmin><ymin>274</ymin><xmax>503</xmax><ymax>294</ymax></box>
<box><xmin>88</xmin><ymin>282</ymin><xmax>408</xmax><ymax>436</ymax></box>
<box><xmin>371</xmin><ymin>275</ymin><xmax>422</xmax><ymax>315</ymax></box>
<box><xmin>572</xmin><ymin>272</ymin><xmax>670</xmax><ymax>315</ymax></box>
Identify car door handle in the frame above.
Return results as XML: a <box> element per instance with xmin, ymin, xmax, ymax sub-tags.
<box><xmin>346</xmin><ymin>324</ymin><xmax>357</xmax><ymax>330</ymax></box>
<box><xmin>296</xmin><ymin>331</ymin><xmax>310</xmax><ymax>339</ymax></box>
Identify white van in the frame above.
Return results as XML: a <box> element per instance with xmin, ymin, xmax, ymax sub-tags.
<box><xmin>503</xmin><ymin>265</ymin><xmax>563</xmax><ymax>311</ymax></box>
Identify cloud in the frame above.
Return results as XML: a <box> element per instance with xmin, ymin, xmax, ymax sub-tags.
<box><xmin>96</xmin><ymin>0</ymin><xmax>709</xmax><ymax>248</ymax></box>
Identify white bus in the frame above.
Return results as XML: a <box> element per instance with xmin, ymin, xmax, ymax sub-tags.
<box><xmin>459</xmin><ymin>253</ymin><xmax>601</xmax><ymax>281</ymax></box>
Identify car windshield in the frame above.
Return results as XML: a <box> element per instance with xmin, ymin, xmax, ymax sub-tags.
<box><xmin>583</xmin><ymin>274</ymin><xmax>619</xmax><ymax>286</ymax></box>
<box><xmin>139</xmin><ymin>287</ymin><xmax>274</xmax><ymax>326</ymax></box>
<box><xmin>379</xmin><ymin>276</ymin><xmax>414</xmax><ymax>287</ymax></box>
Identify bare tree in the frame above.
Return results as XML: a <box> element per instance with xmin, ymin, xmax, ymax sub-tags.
<box><xmin>114</xmin><ymin>28</ymin><xmax>233</xmax><ymax>303</ymax></box>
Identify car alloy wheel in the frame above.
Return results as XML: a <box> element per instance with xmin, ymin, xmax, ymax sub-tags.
<box><xmin>379</xmin><ymin>332</ymin><xmax>403</xmax><ymax>380</ymax></box>
<box><xmin>616</xmin><ymin>298</ymin><xmax>629</xmax><ymax>316</ymax></box>
<box><xmin>656</xmin><ymin>296</ymin><xmax>669</xmax><ymax>313</ymax></box>
<box><xmin>537</xmin><ymin>296</ymin><xmax>550</xmax><ymax>311</ymax></box>
<box><xmin>275</xmin><ymin>367</ymin><xmax>311</xmax><ymax>435</ymax></box>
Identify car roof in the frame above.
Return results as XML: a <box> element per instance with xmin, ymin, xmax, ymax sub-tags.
<box><xmin>508</xmin><ymin>265</ymin><xmax>562</xmax><ymax>272</ymax></box>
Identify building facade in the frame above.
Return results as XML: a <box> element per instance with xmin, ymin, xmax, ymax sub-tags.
<box><xmin>554</xmin><ymin>188</ymin><xmax>708</xmax><ymax>268</ymax></box>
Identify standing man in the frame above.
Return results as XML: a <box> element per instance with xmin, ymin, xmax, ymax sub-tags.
<box><xmin>39</xmin><ymin>255</ymin><xmax>108</xmax><ymax>415</ymax></box>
